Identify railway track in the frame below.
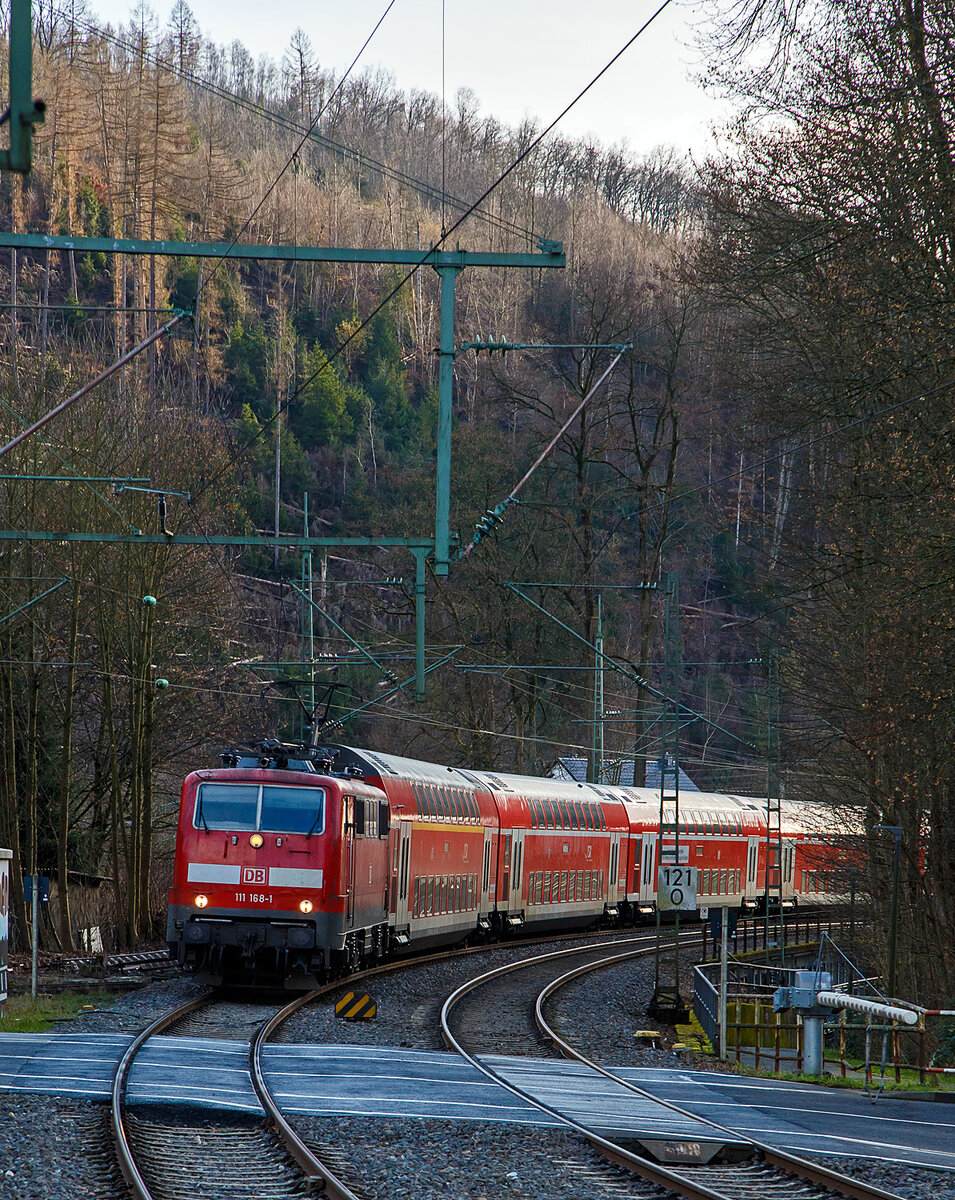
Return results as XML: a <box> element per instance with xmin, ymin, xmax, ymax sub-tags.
<box><xmin>100</xmin><ymin>919</ymin><xmax>865</xmax><ymax>1199</ymax></box>
<box><xmin>441</xmin><ymin>939</ymin><xmax>908</xmax><ymax>1200</ymax></box>
<box><xmin>109</xmin><ymin>991</ymin><xmax>361</xmax><ymax>1200</ymax></box>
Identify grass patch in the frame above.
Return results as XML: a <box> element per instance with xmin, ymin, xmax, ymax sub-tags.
<box><xmin>705</xmin><ymin>1058</ymin><xmax>955</xmax><ymax>1093</ymax></box>
<box><xmin>0</xmin><ymin>991</ymin><xmax>112</xmax><ymax>1032</ymax></box>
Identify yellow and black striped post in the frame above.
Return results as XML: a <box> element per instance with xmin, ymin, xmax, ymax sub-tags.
<box><xmin>334</xmin><ymin>991</ymin><xmax>377</xmax><ymax>1020</ymax></box>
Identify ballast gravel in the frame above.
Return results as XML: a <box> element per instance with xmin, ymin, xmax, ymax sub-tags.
<box><xmin>1</xmin><ymin>942</ymin><xmax>953</xmax><ymax>1199</ymax></box>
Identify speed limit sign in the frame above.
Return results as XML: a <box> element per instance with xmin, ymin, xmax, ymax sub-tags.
<box><xmin>658</xmin><ymin>865</ymin><xmax>698</xmax><ymax>912</ymax></box>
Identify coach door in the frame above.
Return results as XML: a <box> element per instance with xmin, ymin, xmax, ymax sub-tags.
<box><xmin>498</xmin><ymin>832</ymin><xmax>512</xmax><ymax>907</ymax></box>
<box><xmin>745</xmin><ymin>836</ymin><xmax>760</xmax><ymax>905</ymax></box>
<box><xmin>395</xmin><ymin>822</ymin><xmax>413</xmax><ymax>926</ymax></box>
<box><xmin>608</xmin><ymin>832</ymin><xmax>622</xmax><ymax>906</ymax></box>
<box><xmin>509</xmin><ymin>829</ymin><xmax>524</xmax><ymax>911</ymax></box>
<box><xmin>639</xmin><ymin>833</ymin><xmax>657</xmax><ymax>904</ymax></box>
<box><xmin>481</xmin><ymin>824</ymin><xmax>495</xmax><ymax>912</ymax></box>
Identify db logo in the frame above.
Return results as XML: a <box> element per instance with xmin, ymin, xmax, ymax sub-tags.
<box><xmin>242</xmin><ymin>867</ymin><xmax>266</xmax><ymax>884</ymax></box>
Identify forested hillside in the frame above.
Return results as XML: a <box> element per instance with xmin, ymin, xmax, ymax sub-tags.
<box><xmin>0</xmin><ymin>0</ymin><xmax>950</xmax><ymax>999</ymax></box>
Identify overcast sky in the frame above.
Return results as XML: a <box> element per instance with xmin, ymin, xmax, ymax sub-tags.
<box><xmin>89</xmin><ymin>0</ymin><xmax>737</xmax><ymax>158</ymax></box>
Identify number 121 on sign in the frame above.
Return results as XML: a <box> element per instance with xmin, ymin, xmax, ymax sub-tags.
<box><xmin>658</xmin><ymin>865</ymin><xmax>698</xmax><ymax>912</ymax></box>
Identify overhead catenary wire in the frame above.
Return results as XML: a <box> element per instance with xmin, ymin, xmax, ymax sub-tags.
<box><xmin>458</xmin><ymin>346</ymin><xmax>630</xmax><ymax>558</ymax></box>
<box><xmin>188</xmin><ymin>0</ymin><xmax>676</xmax><ymax>506</ymax></box>
<box><xmin>0</xmin><ymin>312</ymin><xmax>187</xmax><ymax>460</ymax></box>
<box><xmin>53</xmin><ymin>11</ymin><xmax>538</xmax><ymax>247</ymax></box>
<box><xmin>190</xmin><ymin>0</ymin><xmax>401</xmax><ymax>308</ymax></box>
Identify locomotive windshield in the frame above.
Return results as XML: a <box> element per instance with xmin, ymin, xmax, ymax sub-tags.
<box><xmin>195</xmin><ymin>783</ymin><xmax>325</xmax><ymax>835</ymax></box>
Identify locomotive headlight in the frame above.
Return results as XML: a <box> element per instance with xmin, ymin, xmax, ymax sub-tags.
<box><xmin>194</xmin><ymin>894</ymin><xmax>209</xmax><ymax>908</ymax></box>
<box><xmin>249</xmin><ymin>833</ymin><xmax>264</xmax><ymax>848</ymax></box>
<box><xmin>299</xmin><ymin>899</ymin><xmax>314</xmax><ymax>914</ymax></box>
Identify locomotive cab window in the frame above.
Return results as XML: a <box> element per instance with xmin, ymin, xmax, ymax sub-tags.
<box><xmin>195</xmin><ymin>783</ymin><xmax>325</xmax><ymax>835</ymax></box>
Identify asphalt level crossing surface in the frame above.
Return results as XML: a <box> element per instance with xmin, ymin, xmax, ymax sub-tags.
<box><xmin>0</xmin><ymin>1033</ymin><xmax>952</xmax><ymax>1171</ymax></box>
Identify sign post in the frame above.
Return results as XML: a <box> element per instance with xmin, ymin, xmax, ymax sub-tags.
<box><xmin>720</xmin><ymin>910</ymin><xmax>729</xmax><ymax>1056</ymax></box>
<box><xmin>24</xmin><ymin>874</ymin><xmax>49</xmax><ymax>1001</ymax></box>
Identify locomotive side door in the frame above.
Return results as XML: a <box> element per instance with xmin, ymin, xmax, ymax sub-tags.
<box><xmin>344</xmin><ymin>795</ymin><xmax>356</xmax><ymax>927</ymax></box>
<box><xmin>509</xmin><ymin>828</ymin><xmax>524</xmax><ymax>912</ymax></box>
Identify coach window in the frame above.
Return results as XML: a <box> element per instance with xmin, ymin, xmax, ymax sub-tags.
<box><xmin>557</xmin><ymin>799</ymin><xmax>570</xmax><ymax>828</ymax></box>
<box><xmin>569</xmin><ymin>803</ymin><xmax>579</xmax><ymax>830</ymax></box>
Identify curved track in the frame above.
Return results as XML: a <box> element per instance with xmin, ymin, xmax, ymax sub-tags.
<box><xmin>442</xmin><ymin>939</ymin><xmax>906</xmax><ymax>1200</ymax></box>
<box><xmin>110</xmin><ymin>992</ymin><xmax>361</xmax><ymax>1200</ymax></box>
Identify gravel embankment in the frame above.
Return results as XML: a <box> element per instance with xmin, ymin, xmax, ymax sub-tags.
<box><xmin>1</xmin><ymin>941</ymin><xmax>953</xmax><ymax>1199</ymax></box>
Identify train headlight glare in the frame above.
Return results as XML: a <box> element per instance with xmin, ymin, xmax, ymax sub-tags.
<box><xmin>249</xmin><ymin>833</ymin><xmax>264</xmax><ymax>848</ymax></box>
<box><xmin>299</xmin><ymin>899</ymin><xmax>314</xmax><ymax>914</ymax></box>
<box><xmin>194</xmin><ymin>894</ymin><xmax>209</xmax><ymax>908</ymax></box>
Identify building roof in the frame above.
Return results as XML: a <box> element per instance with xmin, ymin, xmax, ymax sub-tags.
<box><xmin>550</xmin><ymin>756</ymin><xmax>700</xmax><ymax>791</ymax></box>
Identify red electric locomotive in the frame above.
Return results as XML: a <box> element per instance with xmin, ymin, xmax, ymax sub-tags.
<box><xmin>167</xmin><ymin>740</ymin><xmax>846</xmax><ymax>987</ymax></box>
<box><xmin>167</xmin><ymin>743</ymin><xmax>392</xmax><ymax>986</ymax></box>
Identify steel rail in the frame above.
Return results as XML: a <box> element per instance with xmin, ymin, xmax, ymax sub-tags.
<box><xmin>250</xmin><ymin>990</ymin><xmax>363</xmax><ymax>1200</ymax></box>
<box><xmin>534</xmin><ymin>954</ymin><xmax>907</xmax><ymax>1200</ymax></box>
<box><xmin>111</xmin><ymin>989</ymin><xmax>359</xmax><ymax>1200</ymax></box>
<box><xmin>439</xmin><ymin>935</ymin><xmax>741</xmax><ymax>1200</ymax></box>
<box><xmin>110</xmin><ymin>995</ymin><xmax>210</xmax><ymax>1199</ymax></box>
